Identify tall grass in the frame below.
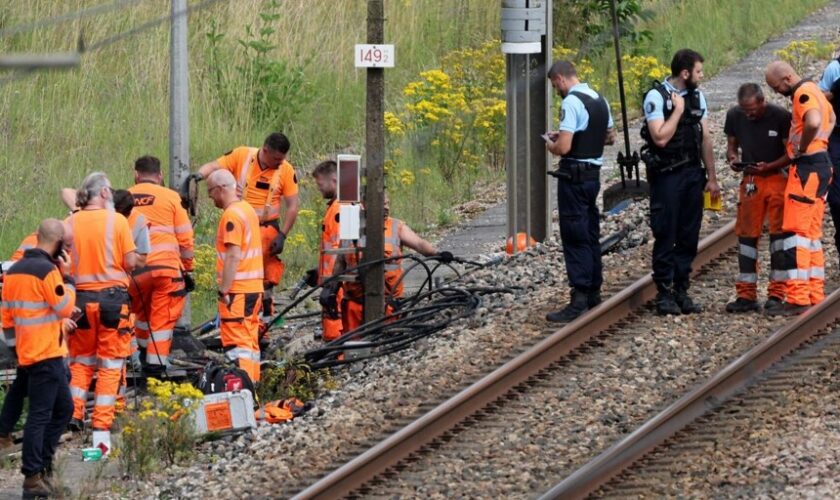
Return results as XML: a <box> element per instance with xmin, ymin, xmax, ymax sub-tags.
<box><xmin>0</xmin><ymin>0</ymin><xmax>832</xmax><ymax>320</ymax></box>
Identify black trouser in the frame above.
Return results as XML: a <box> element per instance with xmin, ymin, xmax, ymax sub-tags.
<box><xmin>649</xmin><ymin>164</ymin><xmax>706</xmax><ymax>292</ymax></box>
<box><xmin>20</xmin><ymin>357</ymin><xmax>73</xmax><ymax>477</ymax></box>
<box><xmin>557</xmin><ymin>169</ymin><xmax>602</xmax><ymax>293</ymax></box>
<box><xmin>826</xmin><ymin>128</ymin><xmax>840</xmax><ymax>254</ymax></box>
<box><xmin>0</xmin><ymin>367</ymin><xmax>26</xmax><ymax>436</ymax></box>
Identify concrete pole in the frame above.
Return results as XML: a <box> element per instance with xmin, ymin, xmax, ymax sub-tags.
<box><xmin>363</xmin><ymin>0</ymin><xmax>386</xmax><ymax>323</ymax></box>
<box><xmin>170</xmin><ymin>0</ymin><xmax>191</xmax><ymax>327</ymax></box>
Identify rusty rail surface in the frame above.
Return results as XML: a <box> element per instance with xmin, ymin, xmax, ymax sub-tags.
<box><xmin>540</xmin><ymin>275</ymin><xmax>840</xmax><ymax>500</ymax></box>
<box><xmin>293</xmin><ymin>220</ymin><xmax>736</xmax><ymax>500</ymax></box>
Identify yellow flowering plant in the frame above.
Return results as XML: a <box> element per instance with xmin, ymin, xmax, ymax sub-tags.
<box><xmin>116</xmin><ymin>379</ymin><xmax>204</xmax><ymax>478</ymax></box>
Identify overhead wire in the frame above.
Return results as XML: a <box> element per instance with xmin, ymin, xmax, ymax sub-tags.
<box><xmin>0</xmin><ymin>0</ymin><xmax>143</xmax><ymax>39</ymax></box>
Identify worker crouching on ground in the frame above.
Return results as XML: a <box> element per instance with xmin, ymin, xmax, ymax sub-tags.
<box><xmin>66</xmin><ymin>172</ymin><xmax>137</xmax><ymax>453</ymax></box>
<box><xmin>207</xmin><ymin>170</ymin><xmax>264</xmax><ymax>383</ymax></box>
<box><xmin>195</xmin><ymin>133</ymin><xmax>300</xmax><ymax>336</ymax></box>
<box><xmin>724</xmin><ymin>83</ymin><xmax>792</xmax><ymax>313</ymax></box>
<box><xmin>327</xmin><ymin>193</ymin><xmax>453</xmax><ymax>333</ymax></box>
<box><xmin>764</xmin><ymin>61</ymin><xmax>836</xmax><ymax>315</ymax></box>
<box><xmin>128</xmin><ymin>156</ymin><xmax>195</xmax><ymax>376</ymax></box>
<box><xmin>311</xmin><ymin>160</ymin><xmax>344</xmax><ymax>341</ymax></box>
<box><xmin>1</xmin><ymin>219</ymin><xmax>77</xmax><ymax>498</ymax></box>
<box><xmin>544</xmin><ymin>59</ymin><xmax>616</xmax><ymax>323</ymax></box>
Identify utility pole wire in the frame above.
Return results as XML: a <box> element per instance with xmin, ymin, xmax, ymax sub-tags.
<box><xmin>0</xmin><ymin>0</ymin><xmax>225</xmax><ymax>87</ymax></box>
<box><xmin>0</xmin><ymin>0</ymin><xmax>143</xmax><ymax>39</ymax></box>
<box><xmin>87</xmin><ymin>0</ymin><xmax>225</xmax><ymax>52</ymax></box>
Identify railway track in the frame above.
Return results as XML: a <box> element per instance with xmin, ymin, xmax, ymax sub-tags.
<box><xmin>544</xmin><ymin>281</ymin><xmax>840</xmax><ymax>499</ymax></box>
<box><xmin>589</xmin><ymin>323</ymin><xmax>840</xmax><ymax>498</ymax></box>
<box><xmin>290</xmin><ymin>219</ymin><xmax>781</xmax><ymax>498</ymax></box>
<box><xmin>290</xmin><ymin>217</ymin><xmax>840</xmax><ymax>498</ymax></box>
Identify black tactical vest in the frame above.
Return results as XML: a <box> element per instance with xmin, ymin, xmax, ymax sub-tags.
<box><xmin>640</xmin><ymin>81</ymin><xmax>704</xmax><ymax>160</ymax></box>
<box><xmin>567</xmin><ymin>90</ymin><xmax>610</xmax><ymax>160</ymax></box>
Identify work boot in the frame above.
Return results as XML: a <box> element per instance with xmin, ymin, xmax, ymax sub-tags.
<box><xmin>22</xmin><ymin>472</ymin><xmax>51</xmax><ymax>499</ymax></box>
<box><xmin>765</xmin><ymin>300</ymin><xmax>810</xmax><ymax>317</ymax></box>
<box><xmin>67</xmin><ymin>418</ymin><xmax>84</xmax><ymax>433</ymax></box>
<box><xmin>725</xmin><ymin>298</ymin><xmax>760</xmax><ymax>313</ymax></box>
<box><xmin>764</xmin><ymin>296</ymin><xmax>783</xmax><ymax>310</ymax></box>
<box><xmin>587</xmin><ymin>290</ymin><xmax>602</xmax><ymax>309</ymax></box>
<box><xmin>546</xmin><ymin>289</ymin><xmax>589</xmax><ymax>323</ymax></box>
<box><xmin>42</xmin><ymin>465</ymin><xmax>71</xmax><ymax>498</ymax></box>
<box><xmin>0</xmin><ymin>433</ymin><xmax>14</xmax><ymax>454</ymax></box>
<box><xmin>655</xmin><ymin>289</ymin><xmax>681</xmax><ymax>316</ymax></box>
<box><xmin>674</xmin><ymin>289</ymin><xmax>702</xmax><ymax>314</ymax></box>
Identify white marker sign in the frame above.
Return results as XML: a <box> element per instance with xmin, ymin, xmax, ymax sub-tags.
<box><xmin>355</xmin><ymin>44</ymin><xmax>395</xmax><ymax>68</ymax></box>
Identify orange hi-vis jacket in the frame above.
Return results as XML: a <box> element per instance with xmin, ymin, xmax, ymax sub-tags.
<box><xmin>318</xmin><ymin>199</ymin><xmax>341</xmax><ymax>284</ymax></box>
<box><xmin>10</xmin><ymin>232</ymin><xmax>38</xmax><ymax>261</ymax></box>
<box><xmin>1</xmin><ymin>248</ymin><xmax>76</xmax><ymax>366</ymax></box>
<box><xmin>343</xmin><ymin>217</ymin><xmax>405</xmax><ymax>300</ymax></box>
<box><xmin>128</xmin><ymin>182</ymin><xmax>195</xmax><ymax>272</ymax></box>
<box><xmin>788</xmin><ymin>80</ymin><xmax>834</xmax><ymax>158</ymax></box>
<box><xmin>67</xmin><ymin>209</ymin><xmax>136</xmax><ymax>291</ymax></box>
<box><xmin>216</xmin><ymin>200</ymin><xmax>264</xmax><ymax>293</ymax></box>
<box><xmin>217</xmin><ymin>146</ymin><xmax>299</xmax><ymax>222</ymax></box>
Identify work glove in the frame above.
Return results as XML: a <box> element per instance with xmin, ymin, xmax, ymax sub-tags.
<box><xmin>303</xmin><ymin>268</ymin><xmax>319</xmax><ymax>288</ymax></box>
<box><xmin>183</xmin><ymin>272</ymin><xmax>196</xmax><ymax>293</ymax></box>
<box><xmin>319</xmin><ymin>284</ymin><xmax>339</xmax><ymax>316</ymax></box>
<box><xmin>269</xmin><ymin>231</ymin><xmax>287</xmax><ymax>255</ymax></box>
<box><xmin>438</xmin><ymin>251</ymin><xmax>455</xmax><ymax>264</ymax></box>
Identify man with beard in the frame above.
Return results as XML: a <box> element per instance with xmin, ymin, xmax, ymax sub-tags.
<box><xmin>764</xmin><ymin>60</ymin><xmax>835</xmax><ymax>315</ymax></box>
<box><xmin>640</xmin><ymin>48</ymin><xmax>720</xmax><ymax>315</ymax></box>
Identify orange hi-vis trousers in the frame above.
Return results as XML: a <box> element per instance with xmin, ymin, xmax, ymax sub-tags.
<box><xmin>779</xmin><ymin>154</ymin><xmax>832</xmax><ymax>306</ymax></box>
<box><xmin>322</xmin><ymin>287</ymin><xmax>344</xmax><ymax>342</ymax></box>
<box><xmin>129</xmin><ymin>267</ymin><xmax>187</xmax><ymax>367</ymax></box>
<box><xmin>260</xmin><ymin>222</ymin><xmax>285</xmax><ymax>288</ymax></box>
<box><xmin>68</xmin><ymin>288</ymin><xmax>132</xmax><ymax>430</ymax></box>
<box><xmin>735</xmin><ymin>173</ymin><xmax>786</xmax><ymax>301</ymax></box>
<box><xmin>220</xmin><ymin>292</ymin><xmax>263</xmax><ymax>383</ymax></box>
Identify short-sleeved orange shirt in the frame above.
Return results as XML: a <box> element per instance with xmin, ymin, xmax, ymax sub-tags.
<box><xmin>67</xmin><ymin>209</ymin><xmax>136</xmax><ymax>290</ymax></box>
<box><xmin>217</xmin><ymin>146</ymin><xmax>299</xmax><ymax>222</ymax></box>
<box><xmin>216</xmin><ymin>200</ymin><xmax>263</xmax><ymax>294</ymax></box>
<box><xmin>788</xmin><ymin>81</ymin><xmax>833</xmax><ymax>157</ymax></box>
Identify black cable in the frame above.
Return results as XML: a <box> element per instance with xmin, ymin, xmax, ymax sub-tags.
<box><xmin>0</xmin><ymin>0</ymin><xmax>143</xmax><ymax>39</ymax></box>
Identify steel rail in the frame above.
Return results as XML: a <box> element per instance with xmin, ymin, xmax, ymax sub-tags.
<box><xmin>293</xmin><ymin>220</ymin><xmax>736</xmax><ymax>500</ymax></box>
<box><xmin>541</xmin><ymin>271</ymin><xmax>840</xmax><ymax>500</ymax></box>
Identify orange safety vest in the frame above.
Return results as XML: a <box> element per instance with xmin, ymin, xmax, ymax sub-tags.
<box><xmin>1</xmin><ymin>248</ymin><xmax>75</xmax><ymax>366</ymax></box>
<box><xmin>216</xmin><ymin>200</ymin><xmax>264</xmax><ymax>293</ymax></box>
<box><xmin>128</xmin><ymin>182</ymin><xmax>195</xmax><ymax>272</ymax></box>
<box><xmin>10</xmin><ymin>232</ymin><xmax>38</xmax><ymax>261</ymax></box>
<box><xmin>217</xmin><ymin>146</ymin><xmax>299</xmax><ymax>223</ymax></box>
<box><xmin>788</xmin><ymin>81</ymin><xmax>834</xmax><ymax>157</ymax></box>
<box><xmin>342</xmin><ymin>217</ymin><xmax>404</xmax><ymax>300</ymax></box>
<box><xmin>66</xmin><ymin>209</ymin><xmax>136</xmax><ymax>291</ymax></box>
<box><xmin>318</xmin><ymin>199</ymin><xmax>341</xmax><ymax>284</ymax></box>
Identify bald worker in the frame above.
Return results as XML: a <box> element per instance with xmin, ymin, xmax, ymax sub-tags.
<box><xmin>764</xmin><ymin>61</ymin><xmax>835</xmax><ymax>315</ymax></box>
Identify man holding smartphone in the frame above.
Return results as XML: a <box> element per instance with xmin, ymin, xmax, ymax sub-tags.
<box><xmin>544</xmin><ymin>60</ymin><xmax>616</xmax><ymax>323</ymax></box>
<box><xmin>724</xmin><ymin>83</ymin><xmax>791</xmax><ymax>313</ymax></box>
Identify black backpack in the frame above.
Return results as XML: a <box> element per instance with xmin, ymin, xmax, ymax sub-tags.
<box><xmin>196</xmin><ymin>360</ymin><xmax>256</xmax><ymax>396</ymax></box>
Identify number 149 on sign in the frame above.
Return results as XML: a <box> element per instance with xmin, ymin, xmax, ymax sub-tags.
<box><xmin>355</xmin><ymin>44</ymin><xmax>395</xmax><ymax>68</ymax></box>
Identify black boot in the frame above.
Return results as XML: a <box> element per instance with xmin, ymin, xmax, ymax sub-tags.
<box><xmin>546</xmin><ymin>289</ymin><xmax>589</xmax><ymax>323</ymax></box>
<box><xmin>587</xmin><ymin>289</ymin><xmax>602</xmax><ymax>308</ymax></box>
<box><xmin>674</xmin><ymin>286</ymin><xmax>702</xmax><ymax>314</ymax></box>
<box><xmin>655</xmin><ymin>287</ymin><xmax>681</xmax><ymax>316</ymax></box>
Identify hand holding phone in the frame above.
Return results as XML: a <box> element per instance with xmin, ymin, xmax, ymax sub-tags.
<box><xmin>541</xmin><ymin>133</ymin><xmax>552</xmax><ymax>143</ymax></box>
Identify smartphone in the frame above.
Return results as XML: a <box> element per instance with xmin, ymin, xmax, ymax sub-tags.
<box><xmin>52</xmin><ymin>242</ymin><xmax>65</xmax><ymax>261</ymax></box>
